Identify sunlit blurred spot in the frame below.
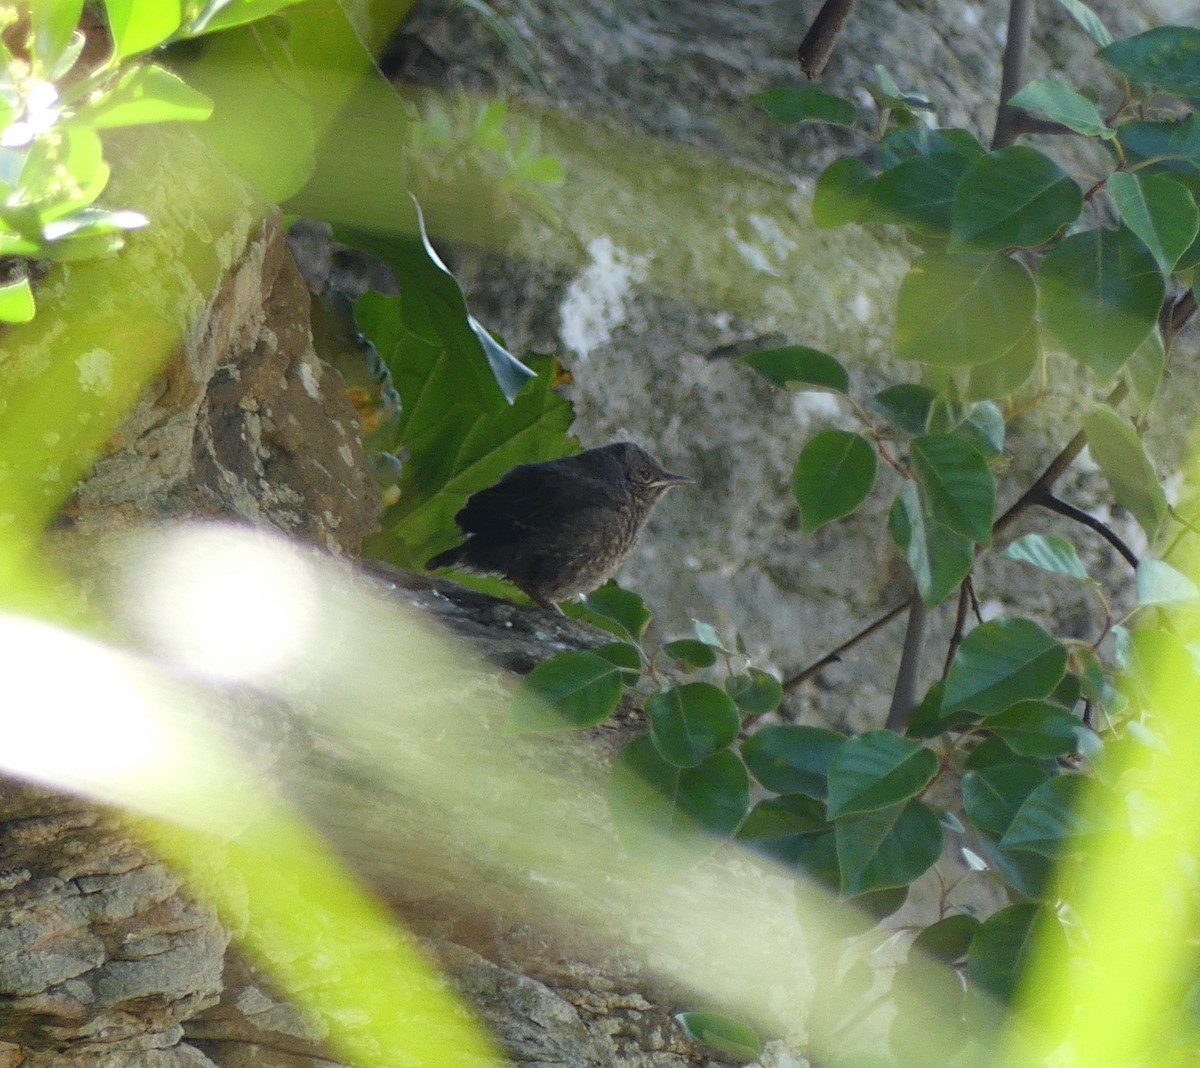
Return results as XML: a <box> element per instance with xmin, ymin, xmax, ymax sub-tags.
<box><xmin>132</xmin><ymin>524</ymin><xmax>321</xmax><ymax>685</ymax></box>
<box><xmin>0</xmin><ymin>612</ymin><xmax>171</xmax><ymax>789</ymax></box>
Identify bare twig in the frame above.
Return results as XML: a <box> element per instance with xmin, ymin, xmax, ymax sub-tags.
<box><xmin>942</xmin><ymin>580</ymin><xmax>972</xmax><ymax>679</ymax></box>
<box><xmin>884</xmin><ymin>595</ymin><xmax>929</xmax><ymax>730</ymax></box>
<box><xmin>1036</xmin><ymin>492</ymin><xmax>1140</xmax><ymax>568</ymax></box>
<box><xmin>797</xmin><ymin>0</ymin><xmax>861</xmax><ymax>80</ymax></box>
<box><xmin>782</xmin><ymin>598</ymin><xmax>909</xmax><ymax>692</ymax></box>
<box><xmin>991</xmin><ymin>0</ymin><xmax>1035</xmax><ymax>149</ymax></box>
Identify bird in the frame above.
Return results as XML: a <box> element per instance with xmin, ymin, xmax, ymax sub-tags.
<box><xmin>426</xmin><ymin>442</ymin><xmax>694</xmax><ymax>610</ymax></box>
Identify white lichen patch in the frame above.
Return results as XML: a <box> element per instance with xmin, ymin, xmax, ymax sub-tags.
<box><xmin>559</xmin><ymin>236</ymin><xmax>649</xmax><ymax>359</ymax></box>
<box><xmin>790</xmin><ymin>390</ymin><xmax>845</xmax><ymax>429</ymax></box>
<box><xmin>338</xmin><ymin>444</ymin><xmax>355</xmax><ymax>466</ymax></box>
<box><xmin>76</xmin><ymin>349</ymin><xmax>114</xmax><ymax>395</ymax></box>
<box><xmin>298</xmin><ymin>359</ymin><xmax>322</xmax><ymax>399</ymax></box>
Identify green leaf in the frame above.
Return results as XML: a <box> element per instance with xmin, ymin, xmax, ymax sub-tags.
<box><xmin>889</xmin><ymin>480</ymin><xmax>974</xmax><ymax>606</ymax></box>
<box><xmin>826</xmin><ymin>731</ymin><xmax>940</xmax><ymax>818</ymax></box>
<box><xmin>963</xmin><ymin>763</ymin><xmax>1051</xmax><ymax>837</ymax></box>
<box><xmin>1001</xmin><ymin>775</ymin><xmax>1118</xmax><ymax>856</ymax></box>
<box><xmin>725</xmin><ymin>669</ymin><xmax>784</xmax><ymax>714</ymax></box>
<box><xmin>646</xmin><ymin>683</ymin><xmax>740</xmax><ymax>768</ymax></box>
<box><xmin>836</xmin><ymin>800</ymin><xmax>943</xmax><ymax>896</ymax></box>
<box><xmin>792</xmin><ymin>430</ymin><xmax>877</xmax><ymax>533</ymax></box>
<box><xmin>1000</xmin><ymin>534</ymin><xmax>1089</xmax><ymax>579</ymax></box>
<box><xmin>742</xmin><ymin>725</ymin><xmax>846</xmax><ymax>798</ymax></box>
<box><xmin>1106</xmin><ymin>172</ymin><xmax>1200</xmax><ymax>275</ymax></box>
<box><xmin>1038</xmin><ymin>226</ymin><xmax>1164</xmax><ymax>377</ymax></box>
<box><xmin>662</xmin><ymin>639</ymin><xmax>718</xmax><ymax>669</ymax></box>
<box><xmin>896</xmin><ymin>253</ymin><xmax>1036</xmax><ymax>366</ymax></box>
<box><xmin>906</xmin><ymin>680</ymin><xmax>979</xmax><ymax>738</ymax></box>
<box><xmin>871</xmin><ymin>384</ymin><xmax>936</xmax><ymax>436</ymax></box>
<box><xmin>743</xmin><ymin>345</ymin><xmax>849</xmax><ymax>393</ymax></box>
<box><xmin>509</xmin><ymin>651</ymin><xmax>624</xmax><ymax>732</ymax></box>
<box><xmin>879</xmin><ymin>125</ymin><xmax>984</xmax><ymax>168</ymax></box>
<box><xmin>870</xmin><ymin>152</ymin><xmax>972</xmax><ymax>235</ymax></box>
<box><xmin>1116</xmin><ymin>116</ymin><xmax>1200</xmax><ymax>194</ymax></box>
<box><xmin>985</xmin><ymin>701</ymin><xmax>1081</xmax><ymax>758</ymax></box>
<box><xmin>676</xmin><ymin>1012</ymin><xmax>761</xmax><ymax>1061</ymax></box>
<box><xmin>578</xmin><ymin>584</ymin><xmax>652</xmax><ymax>642</ymax></box>
<box><xmin>32</xmin><ymin>0</ymin><xmax>84</xmax><ymax>67</ymax></box>
<box><xmin>188</xmin><ymin>0</ymin><xmax>311</xmax><ymax>35</ymax></box>
<box><xmin>1082</xmin><ymin>403</ymin><xmax>1167</xmax><ymax>539</ymax></box>
<box><xmin>913</xmin><ymin>914</ymin><xmax>981</xmax><ymax>964</ymax></box>
<box><xmin>1100</xmin><ymin>27</ymin><xmax>1200</xmax><ymax>101</ymax></box>
<box><xmin>608</xmin><ymin>737</ymin><xmax>749</xmax><ymax>849</ymax></box>
<box><xmin>593</xmin><ymin>641</ymin><xmax>643</xmax><ymax>681</ymax></box>
<box><xmin>737</xmin><ymin>795</ymin><xmax>829</xmax><ymax>866</ymax></box>
<box><xmin>966</xmin><ymin>324</ymin><xmax>1039</xmax><ymax>401</ymax></box>
<box><xmin>944</xmin><ymin>618</ymin><xmax>1068</xmax><ymax>715</ymax></box>
<box><xmin>752</xmin><ymin>86</ymin><xmax>856</xmax><ymax>126</ymax></box>
<box><xmin>1125</xmin><ymin>329</ymin><xmax>1166</xmax><ymax>409</ymax></box>
<box><xmin>958</xmin><ymin>402</ymin><xmax>1006</xmax><ymax>456</ymax></box>
<box><xmin>86</xmin><ymin>64</ymin><xmax>214</xmax><ymax>128</ymax></box>
<box><xmin>1007</xmin><ymin>80</ymin><xmax>1113</xmax><ymax>138</ymax></box>
<box><xmin>968</xmin><ymin>904</ymin><xmax>1065</xmax><ymax>1004</ymax></box>
<box><xmin>812</xmin><ymin>158</ymin><xmax>876</xmax><ymax>228</ymax></box>
<box><xmin>1051</xmin><ymin>0</ymin><xmax>1113</xmax><ymax>47</ymax></box>
<box><xmin>0</xmin><ymin>277</ymin><xmax>36</xmax><ymax>323</ymax></box>
<box><xmin>105</xmin><ymin>0</ymin><xmax>182</xmax><ymax>60</ymax></box>
<box><xmin>1137</xmin><ymin>558</ymin><xmax>1200</xmax><ymax>606</ymax></box>
<box><xmin>910</xmin><ymin>433</ymin><xmax>995</xmax><ymax>545</ymax></box>
<box><xmin>950</xmin><ymin>147</ymin><xmax>1084</xmax><ymax>252</ymax></box>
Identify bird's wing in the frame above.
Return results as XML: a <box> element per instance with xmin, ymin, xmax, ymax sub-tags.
<box><xmin>455</xmin><ymin>463</ymin><xmax>622</xmax><ymax>539</ymax></box>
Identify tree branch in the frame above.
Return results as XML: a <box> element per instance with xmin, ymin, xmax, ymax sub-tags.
<box><xmin>797</xmin><ymin>0</ymin><xmax>861</xmax><ymax>80</ymax></box>
<box><xmin>884</xmin><ymin>595</ymin><xmax>928</xmax><ymax>730</ymax></box>
<box><xmin>991</xmin><ymin>0</ymin><xmax>1035</xmax><ymax>149</ymax></box>
<box><xmin>1036</xmin><ymin>492</ymin><xmax>1140</xmax><ymax>568</ymax></box>
<box><xmin>782</xmin><ymin>598</ymin><xmax>909</xmax><ymax>692</ymax></box>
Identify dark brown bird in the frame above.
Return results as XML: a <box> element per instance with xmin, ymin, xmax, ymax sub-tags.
<box><xmin>426</xmin><ymin>442</ymin><xmax>693</xmax><ymax>609</ymax></box>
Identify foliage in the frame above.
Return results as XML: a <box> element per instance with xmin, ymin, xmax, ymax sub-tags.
<box><xmin>511</xmin><ymin>9</ymin><xmax>1200</xmax><ymax>1064</ymax></box>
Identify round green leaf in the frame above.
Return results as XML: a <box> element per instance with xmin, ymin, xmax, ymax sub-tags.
<box><xmin>1099</xmin><ymin>27</ymin><xmax>1200</xmax><ymax>101</ymax></box>
<box><xmin>1052</xmin><ymin>0</ymin><xmax>1113</xmax><ymax>47</ymax></box>
<box><xmin>106</xmin><ymin>0</ymin><xmax>182</xmax><ymax>61</ymax></box>
<box><xmin>943</xmin><ymin>618</ymin><xmax>1068</xmax><ymax>715</ymax></box>
<box><xmin>871</xmin><ymin>384</ymin><xmax>937</xmax><ymax>436</ymax></box>
<box><xmin>510</xmin><ymin>650</ymin><xmax>624</xmax><ymax>732</ymax></box>
<box><xmin>742</xmin><ymin>345</ymin><xmax>849</xmax><ymax>393</ymax></box>
<box><xmin>962</xmin><ymin>763</ymin><xmax>1051</xmax><ymax>837</ymax></box>
<box><xmin>826</xmin><ymin>730</ymin><xmax>939</xmax><ymax>818</ymax></box>
<box><xmin>676</xmin><ymin>1012</ymin><xmax>761</xmax><ymax>1061</ymax></box>
<box><xmin>1082</xmin><ymin>403</ymin><xmax>1167</xmax><ymax>539</ymax></box>
<box><xmin>1007</xmin><ymin>80</ymin><xmax>1113</xmax><ymax>138</ymax></box>
<box><xmin>985</xmin><ymin>700</ymin><xmax>1081</xmax><ymax>758</ymax></box>
<box><xmin>725</xmin><ymin>668</ymin><xmax>784</xmax><ymax>714</ymax></box>
<box><xmin>1125</xmin><ymin>329</ymin><xmax>1166</xmax><ymax>410</ymax></box>
<box><xmin>913</xmin><ymin>914</ymin><xmax>981</xmax><ymax>964</ymax></box>
<box><xmin>835</xmin><ymin>800</ymin><xmax>944</xmax><ymax>895</ymax></box>
<box><xmin>968</xmin><ymin>904</ymin><xmax>1066</xmax><ymax>1004</ymax></box>
<box><xmin>661</xmin><ymin>638</ymin><xmax>718</xmax><ymax>669</ymax></box>
<box><xmin>737</xmin><ymin>794</ymin><xmax>829</xmax><ymax>866</ymax></box>
<box><xmin>1000</xmin><ymin>534</ymin><xmax>1088</xmax><ymax>579</ymax></box>
<box><xmin>812</xmin><ymin>158</ymin><xmax>876</xmax><ymax>228</ymax></box>
<box><xmin>608</xmin><ymin>737</ymin><xmax>750</xmax><ymax>850</ymax></box>
<box><xmin>752</xmin><ymin>86</ymin><xmax>857</xmax><ymax>125</ymax></box>
<box><xmin>879</xmin><ymin>125</ymin><xmax>984</xmax><ymax>168</ymax></box>
<box><xmin>792</xmin><ymin>430</ymin><xmax>877</xmax><ymax>533</ymax></box>
<box><xmin>950</xmin><ymin>146</ymin><xmax>1083</xmax><ymax>252</ymax></box>
<box><xmin>593</xmin><ymin>641</ymin><xmax>644</xmax><ymax>682</ymax></box>
<box><xmin>742</xmin><ymin>725</ymin><xmax>847</xmax><ymax>798</ymax></box>
<box><xmin>0</xmin><ymin>277</ymin><xmax>36</xmax><ymax>323</ymax></box>
<box><xmin>966</xmin><ymin>324</ymin><xmax>1039</xmax><ymax>400</ymax></box>
<box><xmin>1038</xmin><ymin>226</ymin><xmax>1165</xmax><ymax>378</ymax></box>
<box><xmin>1001</xmin><ymin>774</ymin><xmax>1119</xmax><ymax>856</ymax></box>
<box><xmin>1107</xmin><ymin>172</ymin><xmax>1200</xmax><ymax>275</ymax></box>
<box><xmin>889</xmin><ymin>481</ymin><xmax>974</xmax><ymax>607</ymax></box>
<box><xmin>896</xmin><ymin>253</ymin><xmax>1036</xmax><ymax>366</ymax></box>
<box><xmin>1116</xmin><ymin>117</ymin><xmax>1200</xmax><ymax>194</ymax></box>
<box><xmin>86</xmin><ymin>64</ymin><xmax>214</xmax><ymax>129</ymax></box>
<box><xmin>577</xmin><ymin>584</ymin><xmax>652</xmax><ymax>641</ymax></box>
<box><xmin>910</xmin><ymin>433</ymin><xmax>995</xmax><ymax>545</ymax></box>
<box><xmin>972</xmin><ymin>833</ymin><xmax>1054</xmax><ymax>900</ymax></box>
<box><xmin>646</xmin><ymin>683</ymin><xmax>740</xmax><ymax>767</ymax></box>
<box><xmin>870</xmin><ymin>152</ymin><xmax>972</xmax><ymax>235</ymax></box>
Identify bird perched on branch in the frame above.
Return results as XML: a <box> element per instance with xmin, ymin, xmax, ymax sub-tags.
<box><xmin>426</xmin><ymin>442</ymin><xmax>693</xmax><ymax>610</ymax></box>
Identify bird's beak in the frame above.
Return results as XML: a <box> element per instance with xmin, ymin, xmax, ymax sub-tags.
<box><xmin>656</xmin><ymin>471</ymin><xmax>695</xmax><ymax>488</ymax></box>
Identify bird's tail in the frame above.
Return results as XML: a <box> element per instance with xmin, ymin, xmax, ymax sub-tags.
<box><xmin>426</xmin><ymin>543</ymin><xmax>465</xmax><ymax>570</ymax></box>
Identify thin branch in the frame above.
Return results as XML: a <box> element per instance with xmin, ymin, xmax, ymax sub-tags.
<box><xmin>797</xmin><ymin>0</ymin><xmax>861</xmax><ymax>80</ymax></box>
<box><xmin>942</xmin><ymin>580</ymin><xmax>972</xmax><ymax>679</ymax></box>
<box><xmin>884</xmin><ymin>595</ymin><xmax>928</xmax><ymax>731</ymax></box>
<box><xmin>1036</xmin><ymin>492</ymin><xmax>1140</xmax><ymax>568</ymax></box>
<box><xmin>782</xmin><ymin>598</ymin><xmax>909</xmax><ymax>692</ymax></box>
<box><xmin>991</xmin><ymin>0</ymin><xmax>1035</xmax><ymax>149</ymax></box>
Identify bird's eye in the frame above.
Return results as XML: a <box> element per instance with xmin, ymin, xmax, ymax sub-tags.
<box><xmin>636</xmin><ymin>466</ymin><xmax>654</xmax><ymax>482</ymax></box>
